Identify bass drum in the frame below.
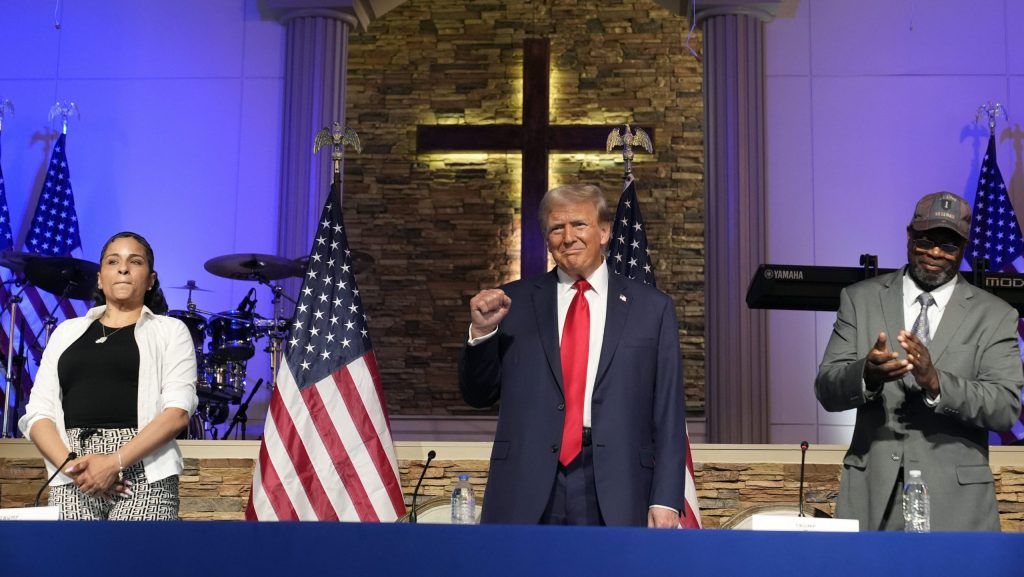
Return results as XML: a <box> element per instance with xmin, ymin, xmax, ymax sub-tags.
<box><xmin>166</xmin><ymin>309</ymin><xmax>208</xmax><ymax>353</ymax></box>
<box><xmin>208</xmin><ymin>311</ymin><xmax>255</xmax><ymax>362</ymax></box>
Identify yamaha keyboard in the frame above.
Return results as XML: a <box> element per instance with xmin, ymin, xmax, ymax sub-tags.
<box><xmin>746</xmin><ymin>264</ymin><xmax>1024</xmax><ymax>314</ymax></box>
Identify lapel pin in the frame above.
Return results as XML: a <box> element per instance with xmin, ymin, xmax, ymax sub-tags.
<box><xmin>619</xmin><ymin>294</ymin><xmax>627</xmax><ymax>303</ymax></box>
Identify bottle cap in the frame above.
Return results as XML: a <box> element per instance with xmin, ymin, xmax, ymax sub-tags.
<box><xmin>908</xmin><ymin>469</ymin><xmax>922</xmax><ymax>477</ymax></box>
<box><xmin>458</xmin><ymin>474</ymin><xmax>469</xmax><ymax>481</ymax></box>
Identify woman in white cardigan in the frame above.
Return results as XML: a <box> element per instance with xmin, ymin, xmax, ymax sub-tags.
<box><xmin>20</xmin><ymin>231</ymin><xmax>198</xmax><ymax>520</ymax></box>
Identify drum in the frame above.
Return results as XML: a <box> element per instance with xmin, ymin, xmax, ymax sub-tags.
<box><xmin>208</xmin><ymin>310</ymin><xmax>255</xmax><ymax>361</ymax></box>
<box><xmin>204</xmin><ymin>359</ymin><xmax>247</xmax><ymax>405</ymax></box>
<box><xmin>167</xmin><ymin>309</ymin><xmax>207</xmax><ymax>353</ymax></box>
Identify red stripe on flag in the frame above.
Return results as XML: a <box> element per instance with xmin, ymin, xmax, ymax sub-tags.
<box><xmin>300</xmin><ymin>376</ymin><xmax>378</xmax><ymax>521</ymax></box>
<box><xmin>58</xmin><ymin>299</ymin><xmax>78</xmax><ymax>320</ymax></box>
<box><xmin>248</xmin><ymin>430</ymin><xmax>298</xmax><ymax>521</ymax></box>
<box><xmin>331</xmin><ymin>355</ymin><xmax>406</xmax><ymax>515</ymax></box>
<box><xmin>0</xmin><ymin>283</ymin><xmax>44</xmax><ymax>365</ymax></box>
<box><xmin>267</xmin><ymin>379</ymin><xmax>339</xmax><ymax>520</ymax></box>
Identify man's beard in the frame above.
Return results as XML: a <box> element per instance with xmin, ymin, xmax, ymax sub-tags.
<box><xmin>909</xmin><ymin>261</ymin><xmax>956</xmax><ymax>291</ymax></box>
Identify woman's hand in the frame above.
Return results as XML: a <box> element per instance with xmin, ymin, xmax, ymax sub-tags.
<box><xmin>65</xmin><ymin>453</ymin><xmax>121</xmax><ymax>497</ymax></box>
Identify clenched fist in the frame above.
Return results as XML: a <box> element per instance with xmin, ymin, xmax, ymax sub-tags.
<box><xmin>469</xmin><ymin>289</ymin><xmax>512</xmax><ymax>338</ymax></box>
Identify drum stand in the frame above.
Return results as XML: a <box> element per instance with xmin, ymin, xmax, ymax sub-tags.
<box><xmin>259</xmin><ymin>280</ymin><xmax>295</xmax><ymax>392</ymax></box>
<box><xmin>1</xmin><ymin>287</ymin><xmax>24</xmax><ymax>438</ymax></box>
<box><xmin>223</xmin><ymin>378</ymin><xmax>263</xmax><ymax>440</ymax></box>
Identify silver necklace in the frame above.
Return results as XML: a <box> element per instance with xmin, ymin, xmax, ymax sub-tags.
<box><xmin>95</xmin><ymin>322</ymin><xmax>128</xmax><ymax>344</ymax></box>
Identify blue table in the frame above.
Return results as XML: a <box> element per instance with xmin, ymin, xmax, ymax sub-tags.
<box><xmin>2</xmin><ymin>521</ymin><xmax>1022</xmax><ymax>576</ymax></box>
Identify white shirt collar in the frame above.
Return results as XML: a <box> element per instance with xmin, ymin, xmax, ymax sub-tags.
<box><xmin>903</xmin><ymin>269</ymin><xmax>957</xmax><ymax>311</ymax></box>
<box><xmin>556</xmin><ymin>263</ymin><xmax>609</xmax><ymax>296</ymax></box>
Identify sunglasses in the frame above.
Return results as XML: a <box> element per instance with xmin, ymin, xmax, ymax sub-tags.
<box><xmin>911</xmin><ymin>238</ymin><xmax>960</xmax><ymax>256</ymax></box>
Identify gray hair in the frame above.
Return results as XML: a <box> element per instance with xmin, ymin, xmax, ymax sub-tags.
<box><xmin>538</xmin><ymin>184</ymin><xmax>611</xmax><ymax>231</ymax></box>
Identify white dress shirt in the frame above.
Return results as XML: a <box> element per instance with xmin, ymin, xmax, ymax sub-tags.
<box><xmin>901</xmin><ymin>272</ymin><xmax>957</xmax><ymax>404</ymax></box>
<box><xmin>468</xmin><ymin>266</ymin><xmax>608</xmax><ymax>427</ymax></box>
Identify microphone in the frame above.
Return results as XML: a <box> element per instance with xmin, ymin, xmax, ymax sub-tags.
<box><xmin>798</xmin><ymin>441</ymin><xmax>809</xmax><ymax>517</ymax></box>
<box><xmin>34</xmin><ymin>451</ymin><xmax>77</xmax><ymax>507</ymax></box>
<box><xmin>237</xmin><ymin>288</ymin><xmax>257</xmax><ymax>314</ymax></box>
<box><xmin>410</xmin><ymin>450</ymin><xmax>436</xmax><ymax>523</ymax></box>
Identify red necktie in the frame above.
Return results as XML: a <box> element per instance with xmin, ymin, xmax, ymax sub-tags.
<box><xmin>559</xmin><ymin>279</ymin><xmax>591</xmax><ymax>466</ymax></box>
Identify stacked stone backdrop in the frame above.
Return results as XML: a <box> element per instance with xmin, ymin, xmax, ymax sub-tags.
<box><xmin>5</xmin><ymin>455</ymin><xmax>1024</xmax><ymax>530</ymax></box>
<box><xmin>343</xmin><ymin>0</ymin><xmax>706</xmax><ymax>415</ymax></box>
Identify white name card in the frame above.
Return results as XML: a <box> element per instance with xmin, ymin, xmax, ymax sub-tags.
<box><xmin>750</xmin><ymin>513</ymin><xmax>859</xmax><ymax>532</ymax></box>
<box><xmin>0</xmin><ymin>506</ymin><xmax>60</xmax><ymax>521</ymax></box>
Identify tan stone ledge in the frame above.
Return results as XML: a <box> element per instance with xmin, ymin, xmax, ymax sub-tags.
<box><xmin>5</xmin><ymin>438</ymin><xmax>1024</xmax><ymax>467</ymax></box>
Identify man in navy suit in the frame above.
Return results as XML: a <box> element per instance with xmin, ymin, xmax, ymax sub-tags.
<box><xmin>459</xmin><ymin>184</ymin><xmax>687</xmax><ymax>527</ymax></box>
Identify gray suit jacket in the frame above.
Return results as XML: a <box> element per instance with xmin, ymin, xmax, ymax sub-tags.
<box><xmin>816</xmin><ymin>268</ymin><xmax>1022</xmax><ymax>531</ymax></box>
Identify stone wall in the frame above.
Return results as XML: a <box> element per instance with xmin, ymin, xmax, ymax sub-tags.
<box><xmin>6</xmin><ymin>455</ymin><xmax>1024</xmax><ymax>530</ymax></box>
<box><xmin>343</xmin><ymin>0</ymin><xmax>706</xmax><ymax>416</ymax></box>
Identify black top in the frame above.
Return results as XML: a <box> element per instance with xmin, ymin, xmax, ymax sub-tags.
<box><xmin>59</xmin><ymin>321</ymin><xmax>140</xmax><ymax>428</ymax></box>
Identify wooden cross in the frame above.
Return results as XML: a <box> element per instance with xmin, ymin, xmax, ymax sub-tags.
<box><xmin>416</xmin><ymin>37</ymin><xmax>654</xmax><ymax>278</ymax></box>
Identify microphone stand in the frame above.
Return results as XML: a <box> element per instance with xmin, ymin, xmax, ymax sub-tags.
<box><xmin>223</xmin><ymin>378</ymin><xmax>263</xmax><ymax>440</ymax></box>
<box><xmin>410</xmin><ymin>450</ymin><xmax>436</xmax><ymax>523</ymax></box>
<box><xmin>35</xmin><ymin>451</ymin><xmax>77</xmax><ymax>506</ymax></box>
<box><xmin>798</xmin><ymin>441</ymin><xmax>809</xmax><ymax>517</ymax></box>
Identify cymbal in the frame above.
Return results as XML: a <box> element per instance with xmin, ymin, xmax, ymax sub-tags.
<box><xmin>169</xmin><ymin>280</ymin><xmax>213</xmax><ymax>292</ymax></box>
<box><xmin>294</xmin><ymin>249</ymin><xmax>375</xmax><ymax>275</ymax></box>
<box><xmin>24</xmin><ymin>256</ymin><xmax>100</xmax><ymax>301</ymax></box>
<box><xmin>0</xmin><ymin>250</ymin><xmax>34</xmax><ymax>274</ymax></box>
<box><xmin>204</xmin><ymin>253</ymin><xmax>304</xmax><ymax>281</ymax></box>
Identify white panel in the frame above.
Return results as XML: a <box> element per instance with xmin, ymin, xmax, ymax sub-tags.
<box><xmin>0</xmin><ymin>2</ymin><xmax>60</xmax><ymax>80</ymax></box>
<box><xmin>56</xmin><ymin>0</ymin><xmax>245</xmax><ymax>79</ymax></box>
<box><xmin>1005</xmin><ymin>77</ymin><xmax>1023</xmax><ymax>211</ymax></box>
<box><xmin>766</xmin><ymin>75</ymin><xmax>813</xmax><ymax>264</ymax></box>
<box><xmin>764</xmin><ymin>0</ymin><xmax>809</xmax><ymax>77</ymax></box>
<box><xmin>768</xmin><ymin>310</ymin><xmax>820</xmax><ymax>424</ymax></box>
<box><xmin>1009</xmin><ymin>0</ymin><xmax>1024</xmax><ymax>75</ymax></box>
<box><xmin>809</xmin><ymin>0</ymin><xmax>1006</xmax><ymax>76</ymax></box>
<box><xmin>52</xmin><ymin>77</ymin><xmax>244</xmax><ymax>314</ymax></box>
<box><xmin>0</xmin><ymin>81</ymin><xmax>71</xmax><ymax>240</ymax></box>
<box><xmin>243</xmin><ymin>0</ymin><xmax>286</xmax><ymax>78</ymax></box>
<box><xmin>810</xmin><ymin>75</ymin><xmax>1009</xmax><ymax>269</ymax></box>
<box><xmin>817</xmin><ymin>423</ymin><xmax>854</xmax><ymax>445</ymax></box>
<box><xmin>769</xmin><ymin>423</ymin><xmax>819</xmax><ymax>445</ymax></box>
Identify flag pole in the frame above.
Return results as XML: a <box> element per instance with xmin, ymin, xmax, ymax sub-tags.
<box><xmin>37</xmin><ymin>101</ymin><xmax>80</xmax><ymax>345</ymax></box>
<box><xmin>971</xmin><ymin>102</ymin><xmax>1007</xmax><ymax>276</ymax></box>
<box><xmin>0</xmin><ymin>99</ymin><xmax>14</xmax><ymax>437</ymax></box>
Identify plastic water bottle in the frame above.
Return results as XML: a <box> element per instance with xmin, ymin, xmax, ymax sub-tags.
<box><xmin>903</xmin><ymin>469</ymin><xmax>930</xmax><ymax>532</ymax></box>
<box><xmin>450</xmin><ymin>474</ymin><xmax>476</xmax><ymax>524</ymax></box>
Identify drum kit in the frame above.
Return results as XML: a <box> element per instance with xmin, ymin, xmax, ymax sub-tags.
<box><xmin>0</xmin><ymin>247</ymin><xmax>374</xmax><ymax>440</ymax></box>
<box><xmin>175</xmin><ymin>253</ymin><xmax>306</xmax><ymax>440</ymax></box>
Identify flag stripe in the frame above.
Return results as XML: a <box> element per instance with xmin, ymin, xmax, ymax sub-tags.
<box><xmin>331</xmin><ymin>355</ymin><xmax>405</xmax><ymax>516</ymax></box>
<box><xmin>262</xmin><ymin>393</ymin><xmax>321</xmax><ymax>519</ymax></box>
<box><xmin>248</xmin><ymin>433</ymin><xmax>287</xmax><ymax>521</ymax></box>
<box><xmin>301</xmin><ymin>373</ymin><xmax>376</xmax><ymax>520</ymax></box>
<box><xmin>272</xmin><ymin>368</ymin><xmax>343</xmax><ymax>520</ymax></box>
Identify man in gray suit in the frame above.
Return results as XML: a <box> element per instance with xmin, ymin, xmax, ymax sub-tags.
<box><xmin>816</xmin><ymin>191</ymin><xmax>1023</xmax><ymax>531</ymax></box>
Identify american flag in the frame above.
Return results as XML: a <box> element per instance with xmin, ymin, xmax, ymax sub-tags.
<box><xmin>25</xmin><ymin>133</ymin><xmax>81</xmax><ymax>256</ymax></box>
<box><xmin>0</xmin><ymin>131</ymin><xmax>18</xmax><ymax>431</ymax></box>
<box><xmin>247</xmin><ymin>182</ymin><xmax>405</xmax><ymax>521</ymax></box>
<box><xmin>965</xmin><ymin>135</ymin><xmax>1024</xmax><ymax>444</ymax></box>
<box><xmin>0</xmin><ymin>134</ymin><xmax>14</xmax><ymax>250</ymax></box>
<box><xmin>605</xmin><ymin>172</ymin><xmax>702</xmax><ymax>528</ymax></box>
<box><xmin>0</xmin><ymin>132</ymin><xmax>84</xmax><ymax>434</ymax></box>
<box><xmin>965</xmin><ymin>135</ymin><xmax>1023</xmax><ymax>269</ymax></box>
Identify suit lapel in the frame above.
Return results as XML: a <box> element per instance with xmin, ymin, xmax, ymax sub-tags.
<box><xmin>532</xmin><ymin>270</ymin><xmax>564</xmax><ymax>394</ymax></box>
<box><xmin>880</xmin><ymin>269</ymin><xmax>906</xmax><ymax>351</ymax></box>
<box><xmin>928</xmin><ymin>275</ymin><xmax>971</xmax><ymax>364</ymax></box>
<box><xmin>595</xmin><ymin>271</ymin><xmax>630</xmax><ymax>390</ymax></box>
